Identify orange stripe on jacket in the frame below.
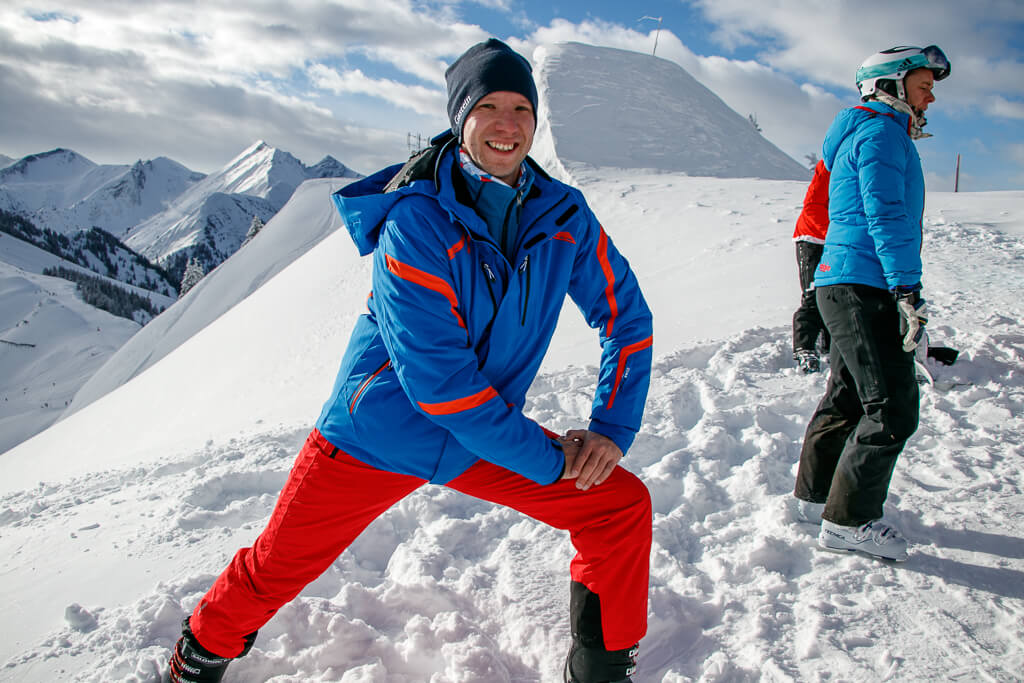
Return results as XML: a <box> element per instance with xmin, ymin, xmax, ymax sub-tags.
<box><xmin>385</xmin><ymin>254</ymin><xmax>466</xmax><ymax>329</ymax></box>
<box><xmin>419</xmin><ymin>386</ymin><xmax>498</xmax><ymax>415</ymax></box>
<box><xmin>596</xmin><ymin>227</ymin><xmax>619</xmax><ymax>337</ymax></box>
<box><xmin>447</xmin><ymin>236</ymin><xmax>467</xmax><ymax>260</ymax></box>
<box><xmin>608</xmin><ymin>336</ymin><xmax>653</xmax><ymax>409</ymax></box>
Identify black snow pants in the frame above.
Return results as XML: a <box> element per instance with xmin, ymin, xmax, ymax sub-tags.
<box><xmin>794</xmin><ymin>284</ymin><xmax>920</xmax><ymax>526</ymax></box>
<box><xmin>792</xmin><ymin>241</ymin><xmax>830</xmax><ymax>354</ymax></box>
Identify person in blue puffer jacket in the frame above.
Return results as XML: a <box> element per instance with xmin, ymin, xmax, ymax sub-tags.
<box><xmin>168</xmin><ymin>39</ymin><xmax>653</xmax><ymax>683</ymax></box>
<box><xmin>793</xmin><ymin>45</ymin><xmax>951</xmax><ymax>562</ymax></box>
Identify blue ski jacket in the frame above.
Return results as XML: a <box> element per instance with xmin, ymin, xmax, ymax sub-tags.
<box><xmin>315</xmin><ymin>139</ymin><xmax>653</xmax><ymax>486</ymax></box>
<box><xmin>814</xmin><ymin>101</ymin><xmax>924</xmax><ymax>291</ymax></box>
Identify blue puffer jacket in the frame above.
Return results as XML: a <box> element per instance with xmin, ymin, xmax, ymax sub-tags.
<box><xmin>314</xmin><ymin>140</ymin><xmax>654</xmax><ymax>486</ymax></box>
<box><xmin>814</xmin><ymin>101</ymin><xmax>924</xmax><ymax>290</ymax></box>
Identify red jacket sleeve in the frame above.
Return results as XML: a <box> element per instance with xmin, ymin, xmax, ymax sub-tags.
<box><xmin>793</xmin><ymin>159</ymin><xmax>830</xmax><ymax>243</ymax></box>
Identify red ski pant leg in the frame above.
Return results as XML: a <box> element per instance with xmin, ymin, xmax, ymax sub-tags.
<box><xmin>444</xmin><ymin>460</ymin><xmax>652</xmax><ymax>650</ymax></box>
<box><xmin>189</xmin><ymin>430</ymin><xmax>425</xmax><ymax>657</ymax></box>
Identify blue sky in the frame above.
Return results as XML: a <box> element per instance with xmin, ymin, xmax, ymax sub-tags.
<box><xmin>1</xmin><ymin>1</ymin><xmax>1022</xmax><ymax>191</ymax></box>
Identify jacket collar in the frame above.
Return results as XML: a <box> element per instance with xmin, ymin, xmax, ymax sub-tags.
<box><xmin>332</xmin><ymin>140</ymin><xmax>558</xmax><ymax>256</ymax></box>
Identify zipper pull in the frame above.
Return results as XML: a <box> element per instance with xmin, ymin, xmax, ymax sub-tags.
<box><xmin>482</xmin><ymin>262</ymin><xmax>496</xmax><ymax>281</ymax></box>
<box><xmin>518</xmin><ymin>255</ymin><xmax>529</xmax><ymax>273</ymax></box>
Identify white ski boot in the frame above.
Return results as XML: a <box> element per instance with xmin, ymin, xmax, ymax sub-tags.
<box><xmin>819</xmin><ymin>519</ymin><xmax>908</xmax><ymax>561</ymax></box>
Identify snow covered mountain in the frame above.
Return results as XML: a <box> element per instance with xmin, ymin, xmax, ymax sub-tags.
<box><xmin>0</xmin><ymin>143</ymin><xmax>362</xmax><ymax>454</ymax></box>
<box><xmin>0</xmin><ymin>230</ymin><xmax>175</xmax><ymax>455</ymax></box>
<box><xmin>0</xmin><ymin>149</ymin><xmax>131</xmax><ymax>216</ymax></box>
<box><xmin>0</xmin><ymin>149</ymin><xmax>204</xmax><ymax>295</ymax></box>
<box><xmin>1</xmin><ymin>210</ymin><xmax>177</xmax><ymax>299</ymax></box>
<box><xmin>0</xmin><ymin>154</ymin><xmax>13</xmax><ymax>168</ymax></box>
<box><xmin>532</xmin><ymin>42</ymin><xmax>809</xmax><ymax>182</ymax></box>
<box><xmin>123</xmin><ymin>141</ymin><xmax>362</xmax><ymax>280</ymax></box>
<box><xmin>31</xmin><ymin>157</ymin><xmax>206</xmax><ymax>237</ymax></box>
<box><xmin>66</xmin><ymin>177</ymin><xmax>355</xmax><ymax>418</ymax></box>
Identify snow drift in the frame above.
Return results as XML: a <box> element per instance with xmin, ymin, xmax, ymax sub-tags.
<box><xmin>531</xmin><ymin>43</ymin><xmax>810</xmax><ymax>182</ymax></box>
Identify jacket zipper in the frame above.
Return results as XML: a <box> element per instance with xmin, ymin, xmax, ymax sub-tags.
<box><xmin>349</xmin><ymin>359</ymin><xmax>391</xmax><ymax>413</ymax></box>
<box><xmin>519</xmin><ymin>255</ymin><xmax>531</xmax><ymax>326</ymax></box>
<box><xmin>482</xmin><ymin>262</ymin><xmax>498</xmax><ymax>316</ymax></box>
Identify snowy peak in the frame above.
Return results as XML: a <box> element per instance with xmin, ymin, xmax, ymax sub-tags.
<box><xmin>29</xmin><ymin>156</ymin><xmax>207</xmax><ymax>236</ymax></box>
<box><xmin>0</xmin><ymin>149</ymin><xmax>129</xmax><ymax>212</ymax></box>
<box><xmin>124</xmin><ymin>140</ymin><xmax>362</xmax><ymax>275</ymax></box>
<box><xmin>0</xmin><ymin>148</ymin><xmax>97</xmax><ymax>184</ymax></box>
<box><xmin>215</xmin><ymin>140</ymin><xmax>306</xmax><ymax>203</ymax></box>
<box><xmin>308</xmin><ymin>155</ymin><xmax>362</xmax><ymax>181</ymax></box>
<box><xmin>532</xmin><ymin>42</ymin><xmax>809</xmax><ymax>181</ymax></box>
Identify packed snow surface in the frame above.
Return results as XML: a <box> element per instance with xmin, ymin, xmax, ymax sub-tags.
<box><xmin>1</xmin><ymin>165</ymin><xmax>1021</xmax><ymax>681</ymax></box>
<box><xmin>0</xmin><ymin>233</ymin><xmax>173</xmax><ymax>454</ymax></box>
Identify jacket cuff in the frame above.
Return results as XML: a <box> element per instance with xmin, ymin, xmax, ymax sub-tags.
<box><xmin>587</xmin><ymin>418</ymin><xmax>636</xmax><ymax>457</ymax></box>
<box><xmin>890</xmin><ymin>283</ymin><xmax>922</xmax><ymax>294</ymax></box>
<box><xmin>544</xmin><ymin>439</ymin><xmax>566</xmax><ymax>485</ymax></box>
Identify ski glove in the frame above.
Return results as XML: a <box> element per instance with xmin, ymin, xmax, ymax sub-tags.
<box><xmin>894</xmin><ymin>288</ymin><xmax>927</xmax><ymax>352</ymax></box>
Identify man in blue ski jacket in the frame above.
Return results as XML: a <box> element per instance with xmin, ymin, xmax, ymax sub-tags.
<box><xmin>793</xmin><ymin>45</ymin><xmax>951</xmax><ymax>561</ymax></box>
<box><xmin>168</xmin><ymin>39</ymin><xmax>654</xmax><ymax>683</ymax></box>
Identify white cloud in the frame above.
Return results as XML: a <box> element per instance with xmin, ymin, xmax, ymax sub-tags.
<box><xmin>987</xmin><ymin>96</ymin><xmax>1024</xmax><ymax>120</ymax></box>
<box><xmin>308</xmin><ymin>65</ymin><xmax>447</xmax><ymax>116</ymax></box>
<box><xmin>0</xmin><ymin>1</ymin><xmax>483</xmax><ymax>171</ymax></box>
<box><xmin>1006</xmin><ymin>143</ymin><xmax>1024</xmax><ymax>164</ymax></box>
<box><xmin>1</xmin><ymin>1</ymin><xmax>1018</xmax><ymax>189</ymax></box>
<box><xmin>686</xmin><ymin>0</ymin><xmax>1024</xmax><ymax>102</ymax></box>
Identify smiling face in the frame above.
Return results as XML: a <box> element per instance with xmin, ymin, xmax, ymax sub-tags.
<box><xmin>460</xmin><ymin>91</ymin><xmax>535</xmax><ymax>185</ymax></box>
<box><xmin>904</xmin><ymin>67</ymin><xmax>936</xmax><ymax>113</ymax></box>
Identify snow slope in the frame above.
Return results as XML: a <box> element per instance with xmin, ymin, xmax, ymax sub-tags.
<box><xmin>0</xmin><ymin>233</ymin><xmax>150</xmax><ymax>455</ymax></box>
<box><xmin>65</xmin><ymin>178</ymin><xmax>358</xmax><ymax>418</ymax></box>
<box><xmin>1</xmin><ymin>172</ymin><xmax>1022</xmax><ymax>682</ymax></box>
<box><xmin>532</xmin><ymin>43</ymin><xmax>809</xmax><ymax>183</ymax></box>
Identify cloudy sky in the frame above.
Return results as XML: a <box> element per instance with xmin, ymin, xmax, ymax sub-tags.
<box><xmin>1</xmin><ymin>0</ymin><xmax>1022</xmax><ymax>191</ymax></box>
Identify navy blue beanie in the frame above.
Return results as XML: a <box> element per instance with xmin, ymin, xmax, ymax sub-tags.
<box><xmin>445</xmin><ymin>39</ymin><xmax>538</xmax><ymax>140</ymax></box>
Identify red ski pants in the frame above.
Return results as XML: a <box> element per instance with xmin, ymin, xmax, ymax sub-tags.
<box><xmin>190</xmin><ymin>429</ymin><xmax>652</xmax><ymax>657</ymax></box>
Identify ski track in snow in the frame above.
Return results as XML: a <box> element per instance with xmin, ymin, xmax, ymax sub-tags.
<box><xmin>3</xmin><ymin>310</ymin><xmax>1022</xmax><ymax>681</ymax></box>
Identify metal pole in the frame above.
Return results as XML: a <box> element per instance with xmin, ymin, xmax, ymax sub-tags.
<box><xmin>954</xmin><ymin>153</ymin><xmax>960</xmax><ymax>192</ymax></box>
<box><xmin>639</xmin><ymin>16</ymin><xmax>662</xmax><ymax>56</ymax></box>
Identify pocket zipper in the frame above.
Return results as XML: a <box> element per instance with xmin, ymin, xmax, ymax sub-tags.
<box><xmin>349</xmin><ymin>359</ymin><xmax>392</xmax><ymax>413</ymax></box>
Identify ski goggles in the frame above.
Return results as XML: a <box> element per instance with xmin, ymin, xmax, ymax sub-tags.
<box><xmin>921</xmin><ymin>45</ymin><xmax>951</xmax><ymax>80</ymax></box>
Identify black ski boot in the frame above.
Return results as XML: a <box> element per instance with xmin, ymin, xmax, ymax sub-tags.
<box><xmin>563</xmin><ymin>581</ymin><xmax>639</xmax><ymax>682</ymax></box>
<box><xmin>167</xmin><ymin>617</ymin><xmax>256</xmax><ymax>683</ymax></box>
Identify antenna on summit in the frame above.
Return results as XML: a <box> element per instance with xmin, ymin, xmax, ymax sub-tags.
<box><xmin>639</xmin><ymin>16</ymin><xmax>662</xmax><ymax>56</ymax></box>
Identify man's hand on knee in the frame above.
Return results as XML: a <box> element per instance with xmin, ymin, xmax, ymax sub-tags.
<box><xmin>561</xmin><ymin>430</ymin><xmax>622</xmax><ymax>490</ymax></box>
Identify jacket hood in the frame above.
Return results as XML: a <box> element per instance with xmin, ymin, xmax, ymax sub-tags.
<box><xmin>331</xmin><ymin>163</ymin><xmax>408</xmax><ymax>256</ymax></box>
<box><xmin>822</xmin><ymin>101</ymin><xmax>912</xmax><ymax>171</ymax></box>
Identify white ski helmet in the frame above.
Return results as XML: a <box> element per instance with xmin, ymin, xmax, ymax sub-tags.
<box><xmin>856</xmin><ymin>45</ymin><xmax>951</xmax><ymax>101</ymax></box>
